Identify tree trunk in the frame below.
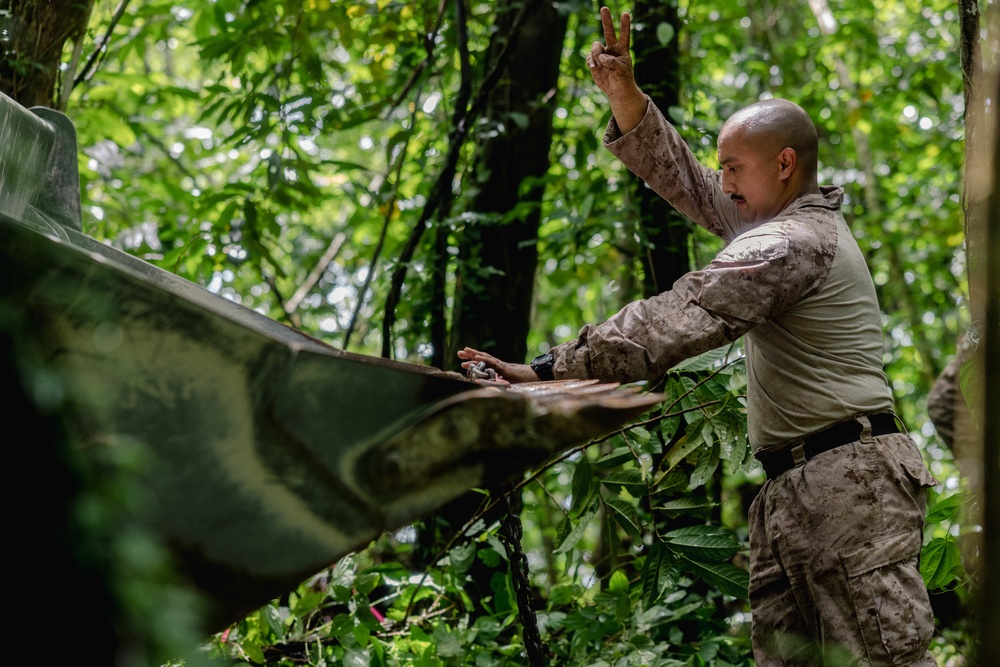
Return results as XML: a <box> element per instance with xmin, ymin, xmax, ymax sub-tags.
<box><xmin>417</xmin><ymin>0</ymin><xmax>566</xmax><ymax>612</ymax></box>
<box><xmin>446</xmin><ymin>0</ymin><xmax>567</xmax><ymax>367</ymax></box>
<box><xmin>968</xmin><ymin>2</ymin><xmax>1000</xmax><ymax>662</ymax></box>
<box><xmin>0</xmin><ymin>0</ymin><xmax>95</xmax><ymax>108</ymax></box>
<box><xmin>631</xmin><ymin>0</ymin><xmax>692</xmax><ymax>298</ymax></box>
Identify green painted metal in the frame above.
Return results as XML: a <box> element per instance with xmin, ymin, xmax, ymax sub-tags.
<box><xmin>0</xmin><ymin>92</ymin><xmax>82</xmax><ymax>231</ymax></box>
<box><xmin>0</xmin><ymin>92</ymin><xmax>661</xmax><ymax>630</ymax></box>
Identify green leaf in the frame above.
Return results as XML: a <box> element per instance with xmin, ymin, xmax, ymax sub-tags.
<box><xmin>924</xmin><ymin>492</ymin><xmax>963</xmax><ymax>523</ymax></box>
<box><xmin>344</xmin><ymin>648</ymin><xmax>370</xmax><ymax>667</ymax></box>
<box><xmin>681</xmin><ymin>556</ymin><xmax>749</xmax><ymax>599</ymax></box>
<box><xmin>216</xmin><ymin>199</ymin><xmax>240</xmax><ymax>232</ymax></box>
<box><xmin>605</xmin><ymin>503</ymin><xmax>621</xmax><ymax>566</ymax></box>
<box><xmin>356</xmin><ymin>572</ymin><xmax>380</xmax><ymax>595</ymax></box>
<box><xmin>89</xmin><ymin>105</ymin><xmax>137</xmax><ymax>147</ymax></box>
<box><xmin>663</xmin><ymin>525</ymin><xmax>740</xmax><ymax>561</ymax></box>
<box><xmin>673</xmin><ymin>376</ymin><xmax>701</xmax><ymax>413</ymax></box>
<box><xmin>667</xmin><ymin>105</ymin><xmax>686</xmax><ymax>124</ymax></box>
<box><xmin>608</xmin><ymin>569</ymin><xmax>630</xmax><ymax>592</ymax></box>
<box><xmin>671</xmin><ymin>347</ymin><xmax>732</xmax><ymax>372</ymax></box>
<box><xmin>259</xmin><ymin>604</ymin><xmax>285</xmax><ymax>637</ymax></box>
<box><xmin>725</xmin><ymin>430</ymin><xmax>750</xmax><ymax>474</ymax></box>
<box><xmin>651</xmin><ymin>468</ymin><xmax>688</xmax><ymax>494</ymax></box>
<box><xmin>242</xmin><ymin>642</ymin><xmax>266</xmax><ymax>664</ymax></box>
<box><xmin>595</xmin><ymin>445</ymin><xmax>634</xmax><ymax>469</ymax></box>
<box><xmin>433</xmin><ymin>624</ymin><xmax>463</xmax><ymax>658</ymax></box>
<box><xmin>628</xmin><ymin>426</ymin><xmax>652</xmax><ymax>448</ymax></box>
<box><xmin>958</xmin><ymin>357</ymin><xmax>980</xmax><ymax>414</ymax></box>
<box><xmin>507</xmin><ymin>111</ymin><xmax>530</xmax><ymax>128</ymax></box>
<box><xmin>920</xmin><ymin>536</ymin><xmax>964</xmax><ymax>590</ymax></box>
<box><xmin>653</xmin><ymin>496</ymin><xmax>717</xmax><ymax>515</ymax></box>
<box><xmin>656</xmin><ymin>22</ymin><xmax>675</xmax><ymax>46</ymax></box>
<box><xmin>485</xmin><ymin>534</ymin><xmax>508</xmax><ymax>563</ymax></box>
<box><xmin>330</xmin><ymin>556</ymin><xmax>357</xmax><ymax>589</ymax></box>
<box><xmin>604</xmin><ymin>495</ymin><xmax>643</xmax><ymax>541</ymax></box>
<box><xmin>554</xmin><ymin>501</ymin><xmax>599</xmax><ymax>554</ymax></box>
<box><xmin>448</xmin><ymin>541</ymin><xmax>477</xmax><ymax>574</ymax></box>
<box><xmin>602</xmin><ymin>469</ymin><xmax>647</xmax><ymax>496</ymax></box>
<box><xmin>569</xmin><ymin>456</ymin><xmax>599</xmax><ymax>518</ymax></box>
<box><xmin>640</xmin><ymin>540</ymin><xmax>675</xmax><ymax>609</ymax></box>
<box><xmin>292</xmin><ymin>588</ymin><xmax>325</xmax><ymax>615</ymax></box>
<box><xmin>688</xmin><ymin>440</ymin><xmax>720</xmax><ymax>490</ymax></box>
<box><xmin>579</xmin><ymin>192</ymin><xmax>594</xmax><ymax>221</ymax></box>
<box><xmin>327</xmin><ymin>613</ymin><xmax>355</xmax><ymax>639</ymax></box>
<box><xmin>660</xmin><ymin>428</ymin><xmax>703</xmax><ymax>474</ymax></box>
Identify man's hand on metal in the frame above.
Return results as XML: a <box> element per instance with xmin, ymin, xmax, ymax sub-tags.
<box><xmin>458</xmin><ymin>347</ymin><xmax>538</xmax><ymax>384</ymax></box>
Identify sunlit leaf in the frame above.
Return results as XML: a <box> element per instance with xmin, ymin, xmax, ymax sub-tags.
<box><xmin>920</xmin><ymin>536</ymin><xmax>964</xmax><ymax>591</ymax></box>
<box><xmin>924</xmin><ymin>492</ymin><xmax>964</xmax><ymax>524</ymax></box>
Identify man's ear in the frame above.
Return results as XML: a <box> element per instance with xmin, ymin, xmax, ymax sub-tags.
<box><xmin>778</xmin><ymin>147</ymin><xmax>797</xmax><ymax>181</ymax></box>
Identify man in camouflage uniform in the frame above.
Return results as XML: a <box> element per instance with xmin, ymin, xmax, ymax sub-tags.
<box><xmin>459</xmin><ymin>7</ymin><xmax>938</xmax><ymax>666</ymax></box>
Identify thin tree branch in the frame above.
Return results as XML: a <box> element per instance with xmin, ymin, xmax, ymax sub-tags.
<box><xmin>343</xmin><ymin>104</ymin><xmax>421</xmax><ymax>350</ymax></box>
<box><xmin>72</xmin><ymin>0</ymin><xmax>132</xmax><ymax>90</ymax></box>
<box><xmin>57</xmin><ymin>28</ymin><xmax>87</xmax><ymax>111</ymax></box>
<box><xmin>427</xmin><ymin>0</ymin><xmax>474</xmax><ymax>368</ymax></box>
<box><xmin>262</xmin><ymin>271</ymin><xmax>295</xmax><ymax>326</ymax></box>
<box><xmin>381</xmin><ymin>0</ymin><xmax>477</xmax><ymax>359</ymax></box>
<box><xmin>283</xmin><ymin>230</ymin><xmax>348</xmax><ymax>327</ymax></box>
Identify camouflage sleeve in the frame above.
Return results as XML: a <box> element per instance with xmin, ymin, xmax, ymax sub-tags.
<box><xmin>603</xmin><ymin>99</ymin><xmax>747</xmax><ymax>242</ymax></box>
<box><xmin>550</xmin><ymin>223</ymin><xmax>831</xmax><ymax>384</ymax></box>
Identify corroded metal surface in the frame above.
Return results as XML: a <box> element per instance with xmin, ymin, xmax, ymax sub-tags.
<box><xmin>0</xmin><ymin>93</ymin><xmax>81</xmax><ymax>231</ymax></box>
<box><xmin>0</xmin><ymin>92</ymin><xmax>663</xmax><ymax>629</ymax></box>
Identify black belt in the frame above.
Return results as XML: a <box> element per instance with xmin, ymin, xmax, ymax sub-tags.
<box><xmin>756</xmin><ymin>413</ymin><xmax>902</xmax><ymax>480</ymax></box>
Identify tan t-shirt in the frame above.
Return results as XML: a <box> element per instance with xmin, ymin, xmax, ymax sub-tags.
<box><xmin>548</xmin><ymin>100</ymin><xmax>893</xmax><ymax>450</ymax></box>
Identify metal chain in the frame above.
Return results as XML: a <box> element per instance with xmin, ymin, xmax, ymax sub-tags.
<box><xmin>465</xmin><ymin>360</ymin><xmax>498</xmax><ymax>381</ymax></box>
<box><xmin>499</xmin><ymin>485</ymin><xmax>547</xmax><ymax>667</ymax></box>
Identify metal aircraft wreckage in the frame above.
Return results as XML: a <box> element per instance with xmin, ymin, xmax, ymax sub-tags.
<box><xmin>0</xmin><ymin>91</ymin><xmax>662</xmax><ymax>631</ymax></box>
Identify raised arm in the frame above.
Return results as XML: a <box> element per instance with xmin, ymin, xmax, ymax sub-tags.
<box><xmin>586</xmin><ymin>7</ymin><xmax>647</xmax><ymax>134</ymax></box>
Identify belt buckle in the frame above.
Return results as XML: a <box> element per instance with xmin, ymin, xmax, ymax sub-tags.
<box><xmin>790</xmin><ymin>442</ymin><xmax>807</xmax><ymax>468</ymax></box>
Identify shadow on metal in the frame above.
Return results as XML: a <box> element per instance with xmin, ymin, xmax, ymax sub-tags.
<box><xmin>0</xmin><ymin>91</ymin><xmax>663</xmax><ymax>632</ymax></box>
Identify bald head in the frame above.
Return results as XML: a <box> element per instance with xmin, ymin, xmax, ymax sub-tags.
<box><xmin>720</xmin><ymin>99</ymin><xmax>819</xmax><ymax>185</ymax></box>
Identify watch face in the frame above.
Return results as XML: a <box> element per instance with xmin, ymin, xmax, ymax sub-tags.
<box><xmin>531</xmin><ymin>353</ymin><xmax>555</xmax><ymax>380</ymax></box>
<box><xmin>531</xmin><ymin>353</ymin><xmax>553</xmax><ymax>369</ymax></box>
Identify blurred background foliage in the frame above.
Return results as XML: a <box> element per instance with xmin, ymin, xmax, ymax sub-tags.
<box><xmin>2</xmin><ymin>0</ymin><xmax>990</xmax><ymax>664</ymax></box>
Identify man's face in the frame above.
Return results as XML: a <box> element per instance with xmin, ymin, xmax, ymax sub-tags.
<box><xmin>717</xmin><ymin>128</ymin><xmax>786</xmax><ymax>225</ymax></box>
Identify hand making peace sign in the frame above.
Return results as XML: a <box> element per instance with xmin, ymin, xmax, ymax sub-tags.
<box><xmin>586</xmin><ymin>7</ymin><xmax>647</xmax><ymax>134</ymax></box>
<box><xmin>586</xmin><ymin>7</ymin><xmax>635</xmax><ymax>98</ymax></box>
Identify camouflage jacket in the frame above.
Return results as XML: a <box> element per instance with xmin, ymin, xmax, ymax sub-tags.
<box><xmin>549</xmin><ymin>100</ymin><xmax>894</xmax><ymax>449</ymax></box>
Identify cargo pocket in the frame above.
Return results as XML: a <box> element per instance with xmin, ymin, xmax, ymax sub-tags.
<box><xmin>899</xmin><ymin>452</ymin><xmax>939</xmax><ymax>491</ymax></box>
<box><xmin>841</xmin><ymin>530</ymin><xmax>934</xmax><ymax>666</ymax></box>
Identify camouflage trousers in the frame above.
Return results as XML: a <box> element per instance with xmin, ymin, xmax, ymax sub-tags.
<box><xmin>748</xmin><ymin>420</ymin><xmax>939</xmax><ymax>666</ymax></box>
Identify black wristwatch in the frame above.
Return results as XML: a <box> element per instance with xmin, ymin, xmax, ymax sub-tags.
<box><xmin>529</xmin><ymin>353</ymin><xmax>555</xmax><ymax>381</ymax></box>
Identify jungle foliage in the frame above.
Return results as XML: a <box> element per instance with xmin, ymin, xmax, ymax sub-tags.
<box><xmin>1</xmin><ymin>0</ymin><xmax>992</xmax><ymax>665</ymax></box>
